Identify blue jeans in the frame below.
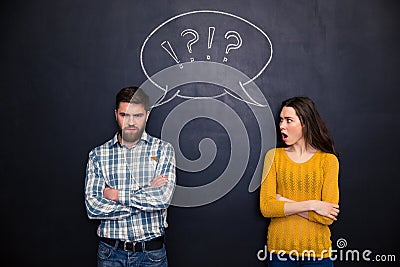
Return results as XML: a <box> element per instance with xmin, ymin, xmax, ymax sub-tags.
<box><xmin>97</xmin><ymin>240</ymin><xmax>168</xmax><ymax>267</ymax></box>
<box><xmin>268</xmin><ymin>252</ymin><xmax>333</xmax><ymax>267</ymax></box>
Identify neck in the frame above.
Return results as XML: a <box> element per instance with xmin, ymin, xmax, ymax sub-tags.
<box><xmin>288</xmin><ymin>141</ymin><xmax>316</xmax><ymax>155</ymax></box>
<box><xmin>285</xmin><ymin>142</ymin><xmax>317</xmax><ymax>163</ymax></box>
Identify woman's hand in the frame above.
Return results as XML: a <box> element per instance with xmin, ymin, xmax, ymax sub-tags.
<box><xmin>309</xmin><ymin>200</ymin><xmax>339</xmax><ymax>220</ymax></box>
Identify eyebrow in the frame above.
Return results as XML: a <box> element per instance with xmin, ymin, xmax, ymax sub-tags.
<box><xmin>119</xmin><ymin>112</ymin><xmax>145</xmax><ymax>116</ymax></box>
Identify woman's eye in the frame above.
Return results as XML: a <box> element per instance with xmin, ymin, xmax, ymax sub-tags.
<box><xmin>287</xmin><ymin>119</ymin><xmax>292</xmax><ymax>123</ymax></box>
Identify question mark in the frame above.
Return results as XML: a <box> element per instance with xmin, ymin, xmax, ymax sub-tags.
<box><xmin>223</xmin><ymin>31</ymin><xmax>242</xmax><ymax>62</ymax></box>
<box><xmin>223</xmin><ymin>31</ymin><xmax>242</xmax><ymax>63</ymax></box>
<box><xmin>181</xmin><ymin>29</ymin><xmax>199</xmax><ymax>54</ymax></box>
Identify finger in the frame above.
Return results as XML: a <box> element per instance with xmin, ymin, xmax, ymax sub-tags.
<box><xmin>329</xmin><ymin>212</ymin><xmax>337</xmax><ymax>220</ymax></box>
<box><xmin>151</xmin><ymin>182</ymin><xmax>160</xmax><ymax>188</ymax></box>
<box><xmin>153</xmin><ymin>177</ymin><xmax>166</xmax><ymax>183</ymax></box>
<box><xmin>151</xmin><ymin>178</ymin><xmax>168</xmax><ymax>187</ymax></box>
<box><xmin>155</xmin><ymin>178</ymin><xmax>166</xmax><ymax>185</ymax></box>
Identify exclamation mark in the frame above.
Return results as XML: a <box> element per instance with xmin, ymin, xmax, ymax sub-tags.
<box><xmin>207</xmin><ymin>27</ymin><xmax>215</xmax><ymax>60</ymax></box>
<box><xmin>161</xmin><ymin>41</ymin><xmax>183</xmax><ymax>68</ymax></box>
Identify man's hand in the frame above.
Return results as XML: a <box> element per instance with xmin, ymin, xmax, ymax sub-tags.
<box><xmin>150</xmin><ymin>174</ymin><xmax>169</xmax><ymax>188</ymax></box>
<box><xmin>103</xmin><ymin>187</ymin><xmax>119</xmax><ymax>202</ymax></box>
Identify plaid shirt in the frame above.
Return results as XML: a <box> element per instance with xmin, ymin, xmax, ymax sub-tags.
<box><xmin>85</xmin><ymin>132</ymin><xmax>176</xmax><ymax>242</ymax></box>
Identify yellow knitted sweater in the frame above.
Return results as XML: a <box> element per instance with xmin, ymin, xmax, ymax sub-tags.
<box><xmin>260</xmin><ymin>148</ymin><xmax>339</xmax><ymax>258</ymax></box>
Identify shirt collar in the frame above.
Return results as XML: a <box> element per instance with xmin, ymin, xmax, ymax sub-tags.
<box><xmin>109</xmin><ymin>131</ymin><xmax>150</xmax><ymax>148</ymax></box>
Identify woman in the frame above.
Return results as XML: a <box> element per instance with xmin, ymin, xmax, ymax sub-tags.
<box><xmin>260</xmin><ymin>96</ymin><xmax>339</xmax><ymax>266</ymax></box>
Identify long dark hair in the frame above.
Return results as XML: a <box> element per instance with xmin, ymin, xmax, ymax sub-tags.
<box><xmin>279</xmin><ymin>96</ymin><xmax>337</xmax><ymax>156</ymax></box>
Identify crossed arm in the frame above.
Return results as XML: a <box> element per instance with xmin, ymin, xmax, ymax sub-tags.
<box><xmin>276</xmin><ymin>194</ymin><xmax>339</xmax><ymax>221</ymax></box>
<box><xmin>260</xmin><ymin>150</ymin><xmax>339</xmax><ymax>225</ymax></box>
<box><xmin>85</xmin><ymin>144</ymin><xmax>176</xmax><ymax>220</ymax></box>
<box><xmin>103</xmin><ymin>174</ymin><xmax>169</xmax><ymax>202</ymax></box>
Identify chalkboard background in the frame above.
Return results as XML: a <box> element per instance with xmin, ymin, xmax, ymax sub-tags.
<box><xmin>1</xmin><ymin>0</ymin><xmax>399</xmax><ymax>266</ymax></box>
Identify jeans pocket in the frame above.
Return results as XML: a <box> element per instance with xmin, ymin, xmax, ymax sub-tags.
<box><xmin>145</xmin><ymin>247</ymin><xmax>167</xmax><ymax>263</ymax></box>
<box><xmin>97</xmin><ymin>242</ymin><xmax>112</xmax><ymax>260</ymax></box>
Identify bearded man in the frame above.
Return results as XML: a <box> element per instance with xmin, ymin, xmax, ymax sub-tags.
<box><xmin>85</xmin><ymin>86</ymin><xmax>176</xmax><ymax>267</ymax></box>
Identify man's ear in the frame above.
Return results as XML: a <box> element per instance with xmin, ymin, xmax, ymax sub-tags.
<box><xmin>114</xmin><ymin>109</ymin><xmax>118</xmax><ymax>120</ymax></box>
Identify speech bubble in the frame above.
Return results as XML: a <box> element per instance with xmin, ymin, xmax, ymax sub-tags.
<box><xmin>140</xmin><ymin>10</ymin><xmax>273</xmax><ymax>103</ymax></box>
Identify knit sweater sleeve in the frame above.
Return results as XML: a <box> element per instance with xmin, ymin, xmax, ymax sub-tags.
<box><xmin>308</xmin><ymin>153</ymin><xmax>339</xmax><ymax>225</ymax></box>
<box><xmin>260</xmin><ymin>149</ymin><xmax>286</xmax><ymax>217</ymax></box>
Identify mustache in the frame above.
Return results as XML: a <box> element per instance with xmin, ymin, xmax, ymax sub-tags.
<box><xmin>123</xmin><ymin>126</ymin><xmax>138</xmax><ymax>130</ymax></box>
<box><xmin>117</xmin><ymin>126</ymin><xmax>138</xmax><ymax>135</ymax></box>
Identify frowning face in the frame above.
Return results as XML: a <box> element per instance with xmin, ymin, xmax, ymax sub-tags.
<box><xmin>279</xmin><ymin>106</ymin><xmax>304</xmax><ymax>146</ymax></box>
<box><xmin>115</xmin><ymin>102</ymin><xmax>149</xmax><ymax>147</ymax></box>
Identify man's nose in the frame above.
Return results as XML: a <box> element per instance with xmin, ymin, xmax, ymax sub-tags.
<box><xmin>126</xmin><ymin>116</ymin><xmax>135</xmax><ymax>125</ymax></box>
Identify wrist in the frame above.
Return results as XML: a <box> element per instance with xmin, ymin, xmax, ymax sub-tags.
<box><xmin>307</xmin><ymin>200</ymin><xmax>315</xmax><ymax>211</ymax></box>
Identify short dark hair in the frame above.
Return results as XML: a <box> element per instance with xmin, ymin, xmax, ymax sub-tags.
<box><xmin>115</xmin><ymin>86</ymin><xmax>149</xmax><ymax>111</ymax></box>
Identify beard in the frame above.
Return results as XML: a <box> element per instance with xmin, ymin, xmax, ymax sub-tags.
<box><xmin>118</xmin><ymin>126</ymin><xmax>145</xmax><ymax>144</ymax></box>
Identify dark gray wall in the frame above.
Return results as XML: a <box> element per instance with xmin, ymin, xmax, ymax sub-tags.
<box><xmin>1</xmin><ymin>0</ymin><xmax>399</xmax><ymax>266</ymax></box>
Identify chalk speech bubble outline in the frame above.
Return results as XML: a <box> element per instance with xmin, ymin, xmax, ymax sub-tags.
<box><xmin>140</xmin><ymin>10</ymin><xmax>273</xmax><ymax>106</ymax></box>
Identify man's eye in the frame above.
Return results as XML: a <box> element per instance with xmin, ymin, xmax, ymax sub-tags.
<box><xmin>135</xmin><ymin>114</ymin><xmax>144</xmax><ymax>118</ymax></box>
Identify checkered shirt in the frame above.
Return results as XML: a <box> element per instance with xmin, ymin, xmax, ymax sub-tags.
<box><xmin>85</xmin><ymin>132</ymin><xmax>176</xmax><ymax>242</ymax></box>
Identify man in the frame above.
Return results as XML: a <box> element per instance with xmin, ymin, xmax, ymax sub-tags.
<box><xmin>85</xmin><ymin>86</ymin><xmax>176</xmax><ymax>267</ymax></box>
